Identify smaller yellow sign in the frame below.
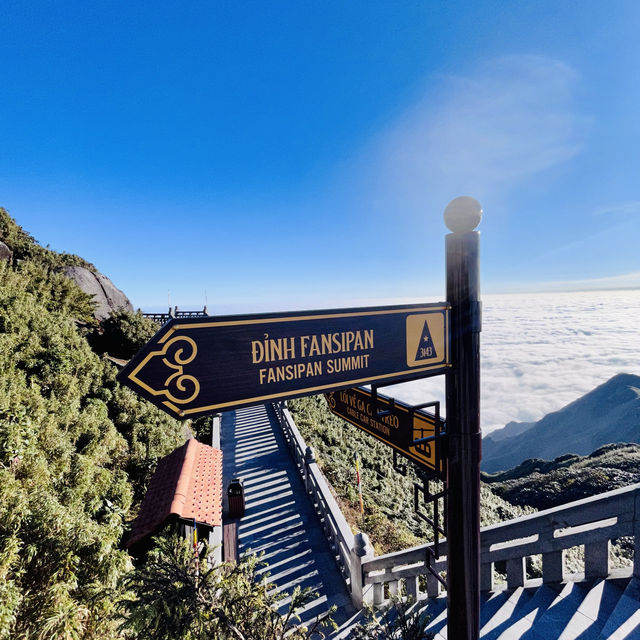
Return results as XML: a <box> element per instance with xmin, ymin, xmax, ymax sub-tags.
<box><xmin>324</xmin><ymin>386</ymin><xmax>445</xmax><ymax>476</ymax></box>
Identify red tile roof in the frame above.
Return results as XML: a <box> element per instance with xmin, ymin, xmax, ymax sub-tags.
<box><xmin>127</xmin><ymin>438</ymin><xmax>223</xmax><ymax>548</ymax></box>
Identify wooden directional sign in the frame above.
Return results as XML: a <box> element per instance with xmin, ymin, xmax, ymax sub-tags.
<box><xmin>324</xmin><ymin>386</ymin><xmax>445</xmax><ymax>475</ymax></box>
<box><xmin>117</xmin><ymin>303</ymin><xmax>450</xmax><ymax>419</ymax></box>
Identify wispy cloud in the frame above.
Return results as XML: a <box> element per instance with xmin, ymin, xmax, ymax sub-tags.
<box><xmin>593</xmin><ymin>201</ymin><xmax>640</xmax><ymax>216</ymax></box>
<box><xmin>525</xmin><ymin>271</ymin><xmax>640</xmax><ymax>292</ymax></box>
<box><xmin>491</xmin><ymin>271</ymin><xmax>640</xmax><ymax>294</ymax></box>
<box><xmin>364</xmin><ymin>55</ymin><xmax>588</xmax><ymax>207</ymax></box>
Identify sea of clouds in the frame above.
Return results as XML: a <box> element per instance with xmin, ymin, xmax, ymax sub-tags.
<box><xmin>385</xmin><ymin>289</ymin><xmax>640</xmax><ymax>436</ymax></box>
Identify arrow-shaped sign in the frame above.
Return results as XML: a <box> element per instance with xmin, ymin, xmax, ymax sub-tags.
<box><xmin>325</xmin><ymin>386</ymin><xmax>445</xmax><ymax>475</ymax></box>
<box><xmin>117</xmin><ymin>303</ymin><xmax>450</xmax><ymax>419</ymax></box>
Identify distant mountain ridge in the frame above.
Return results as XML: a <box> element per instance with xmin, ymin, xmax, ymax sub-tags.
<box><xmin>482</xmin><ymin>442</ymin><xmax>640</xmax><ymax>509</ymax></box>
<box><xmin>487</xmin><ymin>419</ymin><xmax>535</xmax><ymax>441</ymax></box>
<box><xmin>482</xmin><ymin>373</ymin><xmax>640</xmax><ymax>472</ymax></box>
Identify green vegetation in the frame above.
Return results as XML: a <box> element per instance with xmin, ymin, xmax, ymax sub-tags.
<box><xmin>96</xmin><ymin>309</ymin><xmax>159</xmax><ymax>360</ymax></box>
<box><xmin>0</xmin><ymin>210</ymin><xmax>184</xmax><ymax>638</ymax></box>
<box><xmin>0</xmin><ymin>208</ymin><xmax>338</xmax><ymax>639</ymax></box>
<box><xmin>288</xmin><ymin>396</ymin><xmax>533</xmax><ymax>554</ymax></box>
<box><xmin>482</xmin><ymin>443</ymin><xmax>640</xmax><ymax>510</ymax></box>
<box><xmin>351</xmin><ymin>588</ymin><xmax>433</xmax><ymax>640</ymax></box>
<box><xmin>120</xmin><ymin>535</ymin><xmax>336</xmax><ymax>640</ymax></box>
<box><xmin>0</xmin><ymin>207</ymin><xmax>96</xmax><ymax>274</ymax></box>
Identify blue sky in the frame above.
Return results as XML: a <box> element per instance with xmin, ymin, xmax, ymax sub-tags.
<box><xmin>1</xmin><ymin>1</ymin><xmax>639</xmax><ymax>311</ymax></box>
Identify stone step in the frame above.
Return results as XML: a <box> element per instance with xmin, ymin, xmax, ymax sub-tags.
<box><xmin>480</xmin><ymin>586</ymin><xmax>534</xmax><ymax>638</ymax></box>
<box><xmin>491</xmin><ymin>584</ymin><xmax>558</xmax><ymax>639</ymax></box>
<box><xmin>413</xmin><ymin>578</ymin><xmax>639</xmax><ymax>640</ymax></box>
<box><xmin>422</xmin><ymin>595</ymin><xmax>448</xmax><ymax>637</ymax></box>
<box><xmin>222</xmin><ymin>405</ymin><xmax>356</xmax><ymax>635</ymax></box>
<box><xmin>557</xmin><ymin>579</ymin><xmax>624</xmax><ymax>640</ymax></box>
<box><xmin>598</xmin><ymin>577</ymin><xmax>640</xmax><ymax>639</ymax></box>
<box><xmin>522</xmin><ymin>582</ymin><xmax>591</xmax><ymax>640</ymax></box>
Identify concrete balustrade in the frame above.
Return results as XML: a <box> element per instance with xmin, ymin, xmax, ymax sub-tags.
<box><xmin>362</xmin><ymin>483</ymin><xmax>640</xmax><ymax>606</ymax></box>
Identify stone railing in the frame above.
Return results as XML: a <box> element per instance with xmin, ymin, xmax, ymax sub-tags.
<box><xmin>272</xmin><ymin>401</ymin><xmax>374</xmax><ymax>608</ymax></box>
<box><xmin>143</xmin><ymin>306</ymin><xmax>209</xmax><ymax>325</ymax></box>
<box><xmin>363</xmin><ymin>483</ymin><xmax>640</xmax><ymax>606</ymax></box>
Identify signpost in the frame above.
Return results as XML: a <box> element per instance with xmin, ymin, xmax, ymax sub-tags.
<box><xmin>118</xmin><ymin>303</ymin><xmax>450</xmax><ymax>419</ymax></box>
<box><xmin>119</xmin><ymin>195</ymin><xmax>482</xmax><ymax>639</ymax></box>
<box><xmin>324</xmin><ymin>386</ymin><xmax>445</xmax><ymax>476</ymax></box>
<box><xmin>444</xmin><ymin>196</ymin><xmax>483</xmax><ymax>640</ymax></box>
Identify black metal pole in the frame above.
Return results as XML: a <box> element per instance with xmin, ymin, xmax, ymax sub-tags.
<box><xmin>444</xmin><ymin>197</ymin><xmax>482</xmax><ymax>640</ymax></box>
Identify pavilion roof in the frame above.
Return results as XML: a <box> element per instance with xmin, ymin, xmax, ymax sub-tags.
<box><xmin>127</xmin><ymin>438</ymin><xmax>222</xmax><ymax>548</ymax></box>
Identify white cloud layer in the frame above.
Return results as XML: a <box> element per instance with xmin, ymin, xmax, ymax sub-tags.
<box><xmin>492</xmin><ymin>271</ymin><xmax>640</xmax><ymax>293</ymax></box>
<box><xmin>385</xmin><ymin>289</ymin><xmax>640</xmax><ymax>435</ymax></box>
<box><xmin>367</xmin><ymin>55</ymin><xmax>586</xmax><ymax>206</ymax></box>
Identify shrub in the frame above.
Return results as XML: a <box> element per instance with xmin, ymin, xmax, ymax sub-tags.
<box><xmin>119</xmin><ymin>535</ymin><xmax>336</xmax><ymax>640</ymax></box>
<box><xmin>98</xmin><ymin>310</ymin><xmax>158</xmax><ymax>359</ymax></box>
<box><xmin>351</xmin><ymin>587</ymin><xmax>434</xmax><ymax>640</ymax></box>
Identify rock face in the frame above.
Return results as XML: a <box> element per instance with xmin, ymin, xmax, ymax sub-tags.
<box><xmin>0</xmin><ymin>240</ymin><xmax>12</xmax><ymax>262</ymax></box>
<box><xmin>63</xmin><ymin>266</ymin><xmax>133</xmax><ymax>321</ymax></box>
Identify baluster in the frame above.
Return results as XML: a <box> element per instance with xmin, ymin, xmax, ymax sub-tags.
<box><xmin>585</xmin><ymin>540</ymin><xmax>609</xmax><ymax>579</ymax></box>
<box><xmin>350</xmin><ymin>532</ymin><xmax>374</xmax><ymax>608</ymax></box>
<box><xmin>543</xmin><ymin>550</ymin><xmax>564</xmax><ymax>583</ymax></box>
<box><xmin>426</xmin><ymin>570</ymin><xmax>440</xmax><ymax>598</ymax></box>
<box><xmin>506</xmin><ymin>557</ymin><xmax>525</xmax><ymax>589</ymax></box>
<box><xmin>480</xmin><ymin>561</ymin><xmax>493</xmax><ymax>592</ymax></box>
<box><xmin>304</xmin><ymin>446</ymin><xmax>315</xmax><ymax>494</ymax></box>
<box><xmin>406</xmin><ymin>575</ymin><xmax>419</xmax><ymax>599</ymax></box>
<box><xmin>373</xmin><ymin>582</ymin><xmax>384</xmax><ymax>606</ymax></box>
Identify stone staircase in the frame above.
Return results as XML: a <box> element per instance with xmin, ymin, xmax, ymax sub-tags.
<box><xmin>421</xmin><ymin>576</ymin><xmax>640</xmax><ymax>639</ymax></box>
<box><xmin>220</xmin><ymin>404</ymin><xmax>356</xmax><ymax>629</ymax></box>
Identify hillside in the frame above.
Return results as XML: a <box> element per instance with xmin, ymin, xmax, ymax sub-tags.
<box><xmin>0</xmin><ymin>208</ymin><xmax>185</xmax><ymax>638</ymax></box>
<box><xmin>482</xmin><ymin>373</ymin><xmax>640</xmax><ymax>472</ymax></box>
<box><xmin>288</xmin><ymin>395</ymin><xmax>534</xmax><ymax>555</ymax></box>
<box><xmin>482</xmin><ymin>442</ymin><xmax>640</xmax><ymax>510</ymax></box>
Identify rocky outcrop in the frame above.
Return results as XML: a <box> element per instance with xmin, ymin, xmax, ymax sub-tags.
<box><xmin>63</xmin><ymin>266</ymin><xmax>133</xmax><ymax>321</ymax></box>
<box><xmin>0</xmin><ymin>240</ymin><xmax>12</xmax><ymax>262</ymax></box>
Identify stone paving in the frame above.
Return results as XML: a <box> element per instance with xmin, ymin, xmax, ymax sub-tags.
<box><xmin>421</xmin><ymin>576</ymin><xmax>640</xmax><ymax>639</ymax></box>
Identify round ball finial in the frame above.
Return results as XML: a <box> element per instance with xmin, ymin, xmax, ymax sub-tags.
<box><xmin>444</xmin><ymin>196</ymin><xmax>482</xmax><ymax>233</ymax></box>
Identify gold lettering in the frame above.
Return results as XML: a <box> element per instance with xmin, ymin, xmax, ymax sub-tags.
<box><xmin>364</xmin><ymin>329</ymin><xmax>374</xmax><ymax>349</ymax></box>
<box><xmin>284</xmin><ymin>337</ymin><xmax>295</xmax><ymax>360</ymax></box>
<box><xmin>308</xmin><ymin>334</ymin><xmax>321</xmax><ymax>356</ymax></box>
<box><xmin>270</xmin><ymin>338</ymin><xmax>282</xmax><ymax>361</ymax></box>
<box><xmin>252</xmin><ymin>339</ymin><xmax>265</xmax><ymax>363</ymax></box>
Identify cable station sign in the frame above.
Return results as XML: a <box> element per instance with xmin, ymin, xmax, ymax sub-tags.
<box><xmin>325</xmin><ymin>386</ymin><xmax>445</xmax><ymax>477</ymax></box>
<box><xmin>118</xmin><ymin>303</ymin><xmax>450</xmax><ymax>419</ymax></box>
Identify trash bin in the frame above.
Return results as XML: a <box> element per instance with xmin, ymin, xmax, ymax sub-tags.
<box><xmin>227</xmin><ymin>478</ymin><xmax>245</xmax><ymax>519</ymax></box>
